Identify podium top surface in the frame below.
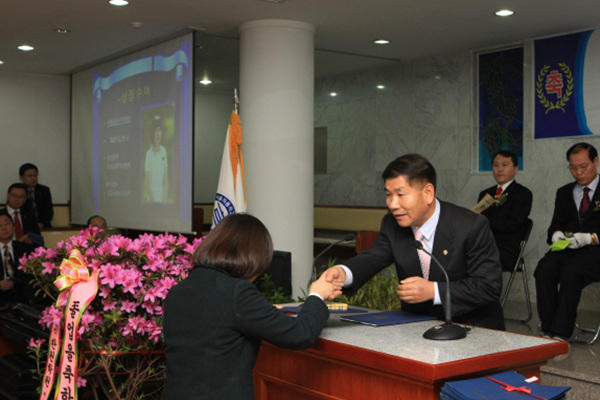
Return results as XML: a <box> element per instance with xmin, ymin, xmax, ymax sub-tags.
<box><xmin>283</xmin><ymin>303</ymin><xmax>568</xmax><ymax>376</ymax></box>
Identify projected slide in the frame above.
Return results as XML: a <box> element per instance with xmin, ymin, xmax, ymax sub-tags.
<box><xmin>71</xmin><ymin>33</ymin><xmax>193</xmax><ymax>233</ymax></box>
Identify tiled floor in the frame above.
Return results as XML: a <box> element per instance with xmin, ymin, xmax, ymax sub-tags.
<box><xmin>503</xmin><ymin>300</ymin><xmax>600</xmax><ymax>399</ymax></box>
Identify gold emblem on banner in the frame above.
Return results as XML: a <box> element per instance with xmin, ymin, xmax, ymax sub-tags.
<box><xmin>536</xmin><ymin>63</ymin><xmax>573</xmax><ymax>114</ymax></box>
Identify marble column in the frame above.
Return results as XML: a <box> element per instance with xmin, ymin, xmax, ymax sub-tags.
<box><xmin>239</xmin><ymin>20</ymin><xmax>315</xmax><ymax>299</ymax></box>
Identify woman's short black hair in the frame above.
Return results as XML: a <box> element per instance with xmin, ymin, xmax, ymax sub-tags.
<box><xmin>193</xmin><ymin>213</ymin><xmax>273</xmax><ymax>280</ymax></box>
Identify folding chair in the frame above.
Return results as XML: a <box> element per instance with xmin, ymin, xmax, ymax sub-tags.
<box><xmin>573</xmin><ymin>282</ymin><xmax>600</xmax><ymax>344</ymax></box>
<box><xmin>500</xmin><ymin>219</ymin><xmax>533</xmax><ymax>322</ymax></box>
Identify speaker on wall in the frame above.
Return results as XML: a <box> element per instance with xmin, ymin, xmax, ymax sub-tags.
<box><xmin>255</xmin><ymin>250</ymin><xmax>292</xmax><ymax>297</ymax></box>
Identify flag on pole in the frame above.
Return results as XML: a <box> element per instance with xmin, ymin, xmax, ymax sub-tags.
<box><xmin>212</xmin><ymin>106</ymin><xmax>246</xmax><ymax>228</ymax></box>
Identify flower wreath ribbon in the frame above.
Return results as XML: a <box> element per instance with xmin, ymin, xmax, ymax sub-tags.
<box><xmin>39</xmin><ymin>249</ymin><xmax>100</xmax><ymax>400</ymax></box>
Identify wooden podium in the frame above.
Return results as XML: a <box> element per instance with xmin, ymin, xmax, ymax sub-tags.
<box><xmin>254</xmin><ymin>311</ymin><xmax>568</xmax><ymax>400</ymax></box>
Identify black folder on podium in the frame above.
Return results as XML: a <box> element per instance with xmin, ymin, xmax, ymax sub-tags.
<box><xmin>340</xmin><ymin>310</ymin><xmax>436</xmax><ymax>326</ymax></box>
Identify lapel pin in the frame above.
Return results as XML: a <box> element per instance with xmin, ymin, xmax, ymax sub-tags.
<box><xmin>443</xmin><ymin>250</ymin><xmax>448</xmax><ymax>255</ymax></box>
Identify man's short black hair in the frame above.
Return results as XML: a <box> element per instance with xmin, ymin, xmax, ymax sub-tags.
<box><xmin>19</xmin><ymin>163</ymin><xmax>38</xmax><ymax>177</ymax></box>
<box><xmin>491</xmin><ymin>150</ymin><xmax>518</xmax><ymax>168</ymax></box>
<box><xmin>0</xmin><ymin>210</ymin><xmax>13</xmax><ymax>224</ymax></box>
<box><xmin>382</xmin><ymin>154</ymin><xmax>437</xmax><ymax>189</ymax></box>
<box><xmin>7</xmin><ymin>183</ymin><xmax>27</xmax><ymax>194</ymax></box>
<box><xmin>87</xmin><ymin>215</ymin><xmax>107</xmax><ymax>226</ymax></box>
<box><xmin>566</xmin><ymin>142</ymin><xmax>598</xmax><ymax>162</ymax></box>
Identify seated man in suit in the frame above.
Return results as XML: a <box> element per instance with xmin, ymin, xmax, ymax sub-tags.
<box><xmin>1</xmin><ymin>183</ymin><xmax>41</xmax><ymax>245</ymax></box>
<box><xmin>478</xmin><ymin>150</ymin><xmax>533</xmax><ymax>269</ymax></box>
<box><xmin>535</xmin><ymin>142</ymin><xmax>600</xmax><ymax>341</ymax></box>
<box><xmin>0</xmin><ymin>211</ymin><xmax>36</xmax><ymax>307</ymax></box>
<box><xmin>19</xmin><ymin>163</ymin><xmax>54</xmax><ymax>228</ymax></box>
<box><xmin>324</xmin><ymin>154</ymin><xmax>505</xmax><ymax>330</ymax></box>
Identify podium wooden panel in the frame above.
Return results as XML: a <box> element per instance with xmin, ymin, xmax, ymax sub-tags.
<box><xmin>254</xmin><ymin>313</ymin><xmax>568</xmax><ymax>400</ymax></box>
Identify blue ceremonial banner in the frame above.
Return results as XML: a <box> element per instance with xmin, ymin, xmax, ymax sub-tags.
<box><xmin>535</xmin><ymin>29</ymin><xmax>600</xmax><ymax>139</ymax></box>
<box><xmin>478</xmin><ymin>48</ymin><xmax>524</xmax><ymax>171</ymax></box>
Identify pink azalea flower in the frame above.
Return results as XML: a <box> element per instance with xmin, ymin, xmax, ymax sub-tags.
<box><xmin>98</xmin><ymin>286</ymin><xmax>112</xmax><ymax>299</ymax></box>
<box><xmin>101</xmin><ymin>299</ymin><xmax>118</xmax><ymax>311</ymax></box>
<box><xmin>28</xmin><ymin>337</ymin><xmax>46</xmax><ymax>348</ymax></box>
<box><xmin>120</xmin><ymin>269</ymin><xmax>143</xmax><ymax>295</ymax></box>
<box><xmin>100</xmin><ymin>263</ymin><xmax>122</xmax><ymax>288</ymax></box>
<box><xmin>121</xmin><ymin>300</ymin><xmax>138</xmax><ymax>313</ymax></box>
<box><xmin>77</xmin><ymin>377</ymin><xmax>87</xmax><ymax>388</ymax></box>
<box><xmin>39</xmin><ymin>306</ymin><xmax>63</xmax><ymax>329</ymax></box>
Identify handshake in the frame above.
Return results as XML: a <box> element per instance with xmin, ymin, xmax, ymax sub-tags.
<box><xmin>551</xmin><ymin>231</ymin><xmax>596</xmax><ymax>249</ymax></box>
<box><xmin>309</xmin><ymin>267</ymin><xmax>346</xmax><ymax>301</ymax></box>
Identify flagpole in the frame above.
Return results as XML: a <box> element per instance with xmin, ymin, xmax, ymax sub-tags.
<box><xmin>234</xmin><ymin>88</ymin><xmax>239</xmax><ymax>114</ymax></box>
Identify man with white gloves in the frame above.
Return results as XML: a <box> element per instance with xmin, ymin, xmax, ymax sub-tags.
<box><xmin>535</xmin><ymin>142</ymin><xmax>600</xmax><ymax>340</ymax></box>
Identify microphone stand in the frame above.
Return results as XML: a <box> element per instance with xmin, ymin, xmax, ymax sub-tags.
<box><xmin>414</xmin><ymin>240</ymin><xmax>467</xmax><ymax>340</ymax></box>
<box><xmin>311</xmin><ymin>233</ymin><xmax>356</xmax><ymax>281</ymax></box>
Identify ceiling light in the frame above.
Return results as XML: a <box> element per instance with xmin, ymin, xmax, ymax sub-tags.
<box><xmin>199</xmin><ymin>79</ymin><xmax>212</xmax><ymax>85</ymax></box>
<box><xmin>377</xmin><ymin>85</ymin><xmax>385</xmax><ymax>89</ymax></box>
<box><xmin>18</xmin><ymin>45</ymin><xmax>34</xmax><ymax>52</ymax></box>
<box><xmin>373</xmin><ymin>39</ymin><xmax>390</xmax><ymax>45</ymax></box>
<box><xmin>109</xmin><ymin>0</ymin><xmax>129</xmax><ymax>6</ymax></box>
<box><xmin>329</xmin><ymin>92</ymin><xmax>337</xmax><ymax>97</ymax></box>
<box><xmin>495</xmin><ymin>9</ymin><xmax>514</xmax><ymax>17</ymax></box>
<box><xmin>54</xmin><ymin>28</ymin><xmax>71</xmax><ymax>34</ymax></box>
<box><xmin>0</xmin><ymin>60</ymin><xmax>4</xmax><ymax>65</ymax></box>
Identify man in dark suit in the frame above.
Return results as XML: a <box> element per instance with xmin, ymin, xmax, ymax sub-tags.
<box><xmin>1</xmin><ymin>183</ymin><xmax>41</xmax><ymax>245</ymax></box>
<box><xmin>19</xmin><ymin>163</ymin><xmax>54</xmax><ymax>228</ymax></box>
<box><xmin>0</xmin><ymin>211</ymin><xmax>36</xmax><ymax>306</ymax></box>
<box><xmin>478</xmin><ymin>150</ymin><xmax>533</xmax><ymax>269</ymax></box>
<box><xmin>324</xmin><ymin>154</ymin><xmax>505</xmax><ymax>330</ymax></box>
<box><xmin>535</xmin><ymin>142</ymin><xmax>600</xmax><ymax>340</ymax></box>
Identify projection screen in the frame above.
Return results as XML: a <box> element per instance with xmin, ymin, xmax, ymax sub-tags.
<box><xmin>71</xmin><ymin>33</ymin><xmax>194</xmax><ymax>233</ymax></box>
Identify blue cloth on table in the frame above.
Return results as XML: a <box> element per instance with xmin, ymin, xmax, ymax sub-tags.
<box><xmin>441</xmin><ymin>371</ymin><xmax>570</xmax><ymax>400</ymax></box>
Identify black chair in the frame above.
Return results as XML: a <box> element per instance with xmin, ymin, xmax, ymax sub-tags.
<box><xmin>500</xmin><ymin>218</ymin><xmax>533</xmax><ymax>322</ymax></box>
<box><xmin>572</xmin><ymin>282</ymin><xmax>600</xmax><ymax>344</ymax></box>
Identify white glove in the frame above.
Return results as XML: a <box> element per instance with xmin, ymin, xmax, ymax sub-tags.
<box><xmin>551</xmin><ymin>231</ymin><xmax>566</xmax><ymax>243</ymax></box>
<box><xmin>568</xmin><ymin>233</ymin><xmax>593</xmax><ymax>249</ymax></box>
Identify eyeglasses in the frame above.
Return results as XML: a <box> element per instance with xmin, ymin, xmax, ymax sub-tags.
<box><xmin>568</xmin><ymin>163</ymin><xmax>593</xmax><ymax>172</ymax></box>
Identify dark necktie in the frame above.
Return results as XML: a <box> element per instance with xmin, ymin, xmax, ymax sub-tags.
<box><xmin>3</xmin><ymin>245</ymin><xmax>14</xmax><ymax>279</ymax></box>
<box><xmin>13</xmin><ymin>210</ymin><xmax>24</xmax><ymax>239</ymax></box>
<box><xmin>28</xmin><ymin>188</ymin><xmax>38</xmax><ymax>218</ymax></box>
<box><xmin>579</xmin><ymin>187</ymin><xmax>591</xmax><ymax>224</ymax></box>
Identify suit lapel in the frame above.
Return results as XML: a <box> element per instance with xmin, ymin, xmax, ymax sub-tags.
<box><xmin>581</xmin><ymin>184</ymin><xmax>600</xmax><ymax>223</ymax></box>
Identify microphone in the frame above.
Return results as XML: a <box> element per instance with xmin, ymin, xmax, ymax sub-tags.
<box><xmin>311</xmin><ymin>233</ymin><xmax>356</xmax><ymax>281</ymax></box>
<box><xmin>413</xmin><ymin>240</ymin><xmax>467</xmax><ymax>340</ymax></box>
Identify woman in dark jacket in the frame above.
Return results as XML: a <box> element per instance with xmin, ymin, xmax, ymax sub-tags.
<box><xmin>162</xmin><ymin>213</ymin><xmax>338</xmax><ymax>400</ymax></box>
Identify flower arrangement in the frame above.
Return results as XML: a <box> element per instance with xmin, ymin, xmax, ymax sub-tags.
<box><xmin>20</xmin><ymin>226</ymin><xmax>202</xmax><ymax>400</ymax></box>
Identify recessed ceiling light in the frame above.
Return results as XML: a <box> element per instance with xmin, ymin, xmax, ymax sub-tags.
<box><xmin>199</xmin><ymin>79</ymin><xmax>212</xmax><ymax>85</ymax></box>
<box><xmin>495</xmin><ymin>9</ymin><xmax>514</xmax><ymax>17</ymax></box>
<box><xmin>330</xmin><ymin>92</ymin><xmax>338</xmax><ymax>97</ymax></box>
<box><xmin>54</xmin><ymin>28</ymin><xmax>71</xmax><ymax>34</ymax></box>
<box><xmin>109</xmin><ymin>0</ymin><xmax>129</xmax><ymax>6</ymax></box>
<box><xmin>18</xmin><ymin>45</ymin><xmax>34</xmax><ymax>52</ymax></box>
<box><xmin>0</xmin><ymin>60</ymin><xmax>4</xmax><ymax>65</ymax></box>
<box><xmin>373</xmin><ymin>39</ymin><xmax>390</xmax><ymax>45</ymax></box>
<box><xmin>377</xmin><ymin>85</ymin><xmax>385</xmax><ymax>89</ymax></box>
